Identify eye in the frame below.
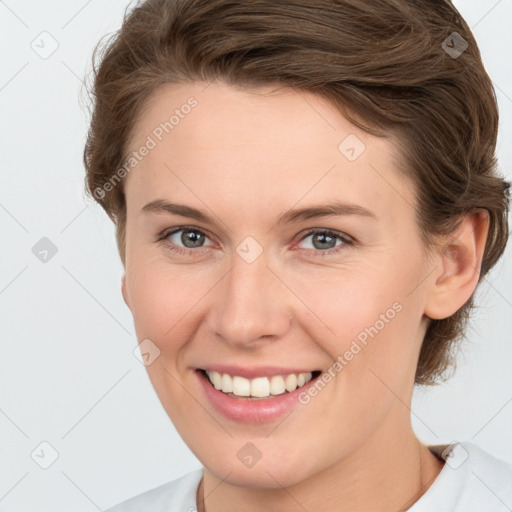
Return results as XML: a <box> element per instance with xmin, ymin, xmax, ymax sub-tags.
<box><xmin>157</xmin><ymin>226</ymin><xmax>215</xmax><ymax>255</ymax></box>
<box><xmin>156</xmin><ymin>226</ymin><xmax>354</xmax><ymax>258</ymax></box>
<box><xmin>296</xmin><ymin>229</ymin><xmax>353</xmax><ymax>256</ymax></box>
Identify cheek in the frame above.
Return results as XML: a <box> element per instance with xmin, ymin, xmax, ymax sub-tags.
<box><xmin>296</xmin><ymin>258</ymin><xmax>425</xmax><ymax>388</ymax></box>
<box><xmin>293</xmin><ymin>277</ymin><xmax>422</xmax><ymax>455</ymax></box>
<box><xmin>126</xmin><ymin>257</ymin><xmax>209</xmax><ymax>343</ymax></box>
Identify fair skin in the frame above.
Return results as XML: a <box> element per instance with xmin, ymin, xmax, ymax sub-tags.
<box><xmin>120</xmin><ymin>81</ymin><xmax>489</xmax><ymax>511</ymax></box>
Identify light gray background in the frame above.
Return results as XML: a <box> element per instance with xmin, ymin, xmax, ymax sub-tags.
<box><xmin>1</xmin><ymin>1</ymin><xmax>511</xmax><ymax>510</ymax></box>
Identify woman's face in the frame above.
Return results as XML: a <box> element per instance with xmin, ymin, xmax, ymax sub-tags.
<box><xmin>121</xmin><ymin>81</ymin><xmax>435</xmax><ymax>487</ymax></box>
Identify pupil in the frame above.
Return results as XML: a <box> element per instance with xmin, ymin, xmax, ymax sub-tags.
<box><xmin>182</xmin><ymin>230</ymin><xmax>204</xmax><ymax>248</ymax></box>
<box><xmin>314</xmin><ymin>233</ymin><xmax>335</xmax><ymax>250</ymax></box>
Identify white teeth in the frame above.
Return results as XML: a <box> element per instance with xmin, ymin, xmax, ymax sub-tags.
<box><xmin>285</xmin><ymin>373</ymin><xmax>297</xmax><ymax>392</ymax></box>
<box><xmin>250</xmin><ymin>377</ymin><xmax>270</xmax><ymax>397</ymax></box>
<box><xmin>205</xmin><ymin>370</ymin><xmax>314</xmax><ymax>398</ymax></box>
<box><xmin>221</xmin><ymin>373</ymin><xmax>233</xmax><ymax>393</ymax></box>
<box><xmin>210</xmin><ymin>371</ymin><xmax>222</xmax><ymax>390</ymax></box>
<box><xmin>232</xmin><ymin>376</ymin><xmax>251</xmax><ymax>397</ymax></box>
<box><xmin>269</xmin><ymin>375</ymin><xmax>286</xmax><ymax>395</ymax></box>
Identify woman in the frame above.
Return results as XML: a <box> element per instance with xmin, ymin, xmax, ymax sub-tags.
<box><xmin>83</xmin><ymin>0</ymin><xmax>512</xmax><ymax>510</ymax></box>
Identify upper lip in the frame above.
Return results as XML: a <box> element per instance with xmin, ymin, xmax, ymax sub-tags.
<box><xmin>198</xmin><ymin>365</ymin><xmax>319</xmax><ymax>379</ymax></box>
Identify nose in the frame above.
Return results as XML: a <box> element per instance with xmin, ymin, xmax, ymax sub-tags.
<box><xmin>207</xmin><ymin>248</ymin><xmax>292</xmax><ymax>349</ymax></box>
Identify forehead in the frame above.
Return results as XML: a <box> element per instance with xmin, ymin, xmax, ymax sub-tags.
<box><xmin>124</xmin><ymin>81</ymin><xmax>414</xmax><ymax>223</ymax></box>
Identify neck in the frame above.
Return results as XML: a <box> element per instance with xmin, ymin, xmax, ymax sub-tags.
<box><xmin>196</xmin><ymin>423</ymin><xmax>444</xmax><ymax>512</ymax></box>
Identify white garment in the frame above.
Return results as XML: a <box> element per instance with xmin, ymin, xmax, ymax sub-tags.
<box><xmin>105</xmin><ymin>442</ymin><xmax>512</xmax><ymax>511</ymax></box>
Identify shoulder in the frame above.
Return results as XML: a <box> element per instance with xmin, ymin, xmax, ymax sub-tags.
<box><xmin>104</xmin><ymin>468</ymin><xmax>203</xmax><ymax>512</ymax></box>
<box><xmin>457</xmin><ymin>441</ymin><xmax>512</xmax><ymax>503</ymax></box>
<box><xmin>410</xmin><ymin>441</ymin><xmax>512</xmax><ymax>511</ymax></box>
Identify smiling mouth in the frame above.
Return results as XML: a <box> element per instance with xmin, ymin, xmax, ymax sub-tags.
<box><xmin>198</xmin><ymin>369</ymin><xmax>322</xmax><ymax>400</ymax></box>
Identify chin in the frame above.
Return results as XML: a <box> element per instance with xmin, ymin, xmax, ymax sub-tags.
<box><xmin>203</xmin><ymin>454</ymin><xmax>315</xmax><ymax>489</ymax></box>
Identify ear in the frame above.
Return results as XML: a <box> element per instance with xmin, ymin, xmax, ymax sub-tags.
<box><xmin>121</xmin><ymin>273</ymin><xmax>131</xmax><ymax>310</ymax></box>
<box><xmin>424</xmin><ymin>209</ymin><xmax>490</xmax><ymax>320</ymax></box>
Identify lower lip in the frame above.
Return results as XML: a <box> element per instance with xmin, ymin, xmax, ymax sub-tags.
<box><xmin>196</xmin><ymin>370</ymin><xmax>318</xmax><ymax>424</ymax></box>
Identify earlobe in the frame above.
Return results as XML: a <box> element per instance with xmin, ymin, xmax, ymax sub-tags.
<box><xmin>121</xmin><ymin>274</ymin><xmax>130</xmax><ymax>309</ymax></box>
<box><xmin>424</xmin><ymin>209</ymin><xmax>490</xmax><ymax>320</ymax></box>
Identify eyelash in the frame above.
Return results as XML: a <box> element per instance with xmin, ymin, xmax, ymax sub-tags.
<box><xmin>156</xmin><ymin>226</ymin><xmax>354</xmax><ymax>258</ymax></box>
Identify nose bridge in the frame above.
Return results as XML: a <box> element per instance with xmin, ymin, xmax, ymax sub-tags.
<box><xmin>211</xmin><ymin>246</ymin><xmax>291</xmax><ymax>347</ymax></box>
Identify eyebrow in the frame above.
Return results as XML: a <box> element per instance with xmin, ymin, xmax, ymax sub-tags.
<box><xmin>141</xmin><ymin>199</ymin><xmax>377</xmax><ymax>225</ymax></box>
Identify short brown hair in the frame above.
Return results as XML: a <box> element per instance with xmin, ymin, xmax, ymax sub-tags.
<box><xmin>83</xmin><ymin>0</ymin><xmax>510</xmax><ymax>385</ymax></box>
